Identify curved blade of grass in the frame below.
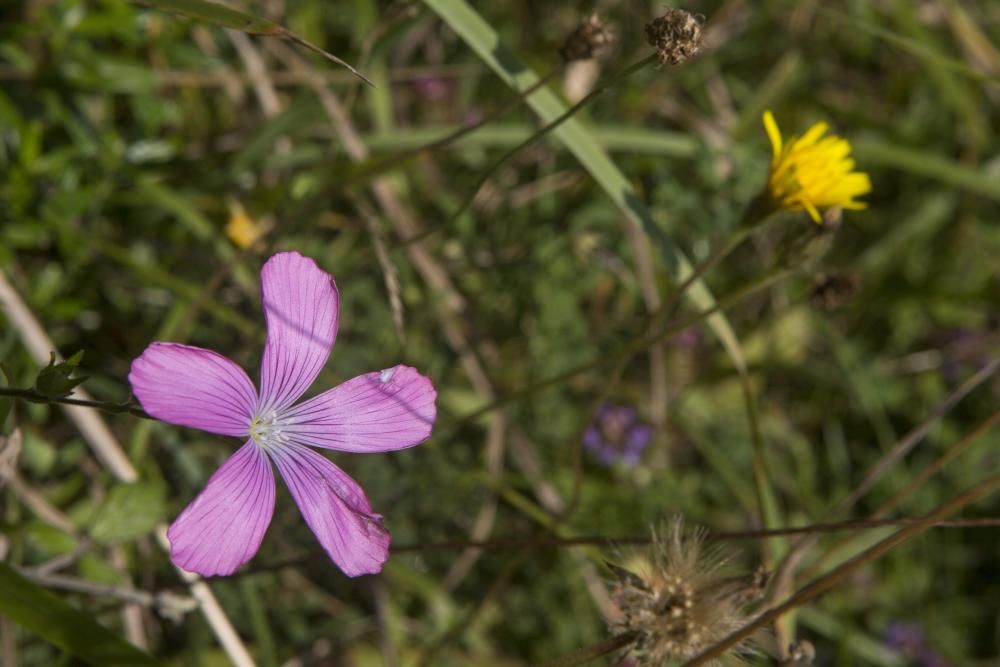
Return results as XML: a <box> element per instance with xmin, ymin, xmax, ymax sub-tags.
<box><xmin>134</xmin><ymin>0</ymin><xmax>280</xmax><ymax>32</ymax></box>
<box><xmin>132</xmin><ymin>0</ymin><xmax>373</xmax><ymax>85</ymax></box>
<box><xmin>820</xmin><ymin>7</ymin><xmax>1000</xmax><ymax>85</ymax></box>
<box><xmin>0</xmin><ymin>563</ymin><xmax>164</xmax><ymax>666</ymax></box>
<box><xmin>423</xmin><ymin>0</ymin><xmax>747</xmax><ymax>375</ymax></box>
<box><xmin>362</xmin><ymin>124</ymin><xmax>701</xmax><ymax>157</ymax></box>
<box><xmin>854</xmin><ymin>140</ymin><xmax>1000</xmax><ymax>203</ymax></box>
<box><xmin>425</xmin><ymin>0</ymin><xmax>783</xmax><ymax>553</ymax></box>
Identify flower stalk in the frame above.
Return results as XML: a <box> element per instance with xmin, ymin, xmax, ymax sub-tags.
<box><xmin>0</xmin><ymin>386</ymin><xmax>150</xmax><ymax>419</ymax></box>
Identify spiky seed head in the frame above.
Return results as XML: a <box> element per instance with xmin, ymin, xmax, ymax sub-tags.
<box><xmin>608</xmin><ymin>516</ymin><xmax>761</xmax><ymax>666</ymax></box>
<box><xmin>645</xmin><ymin>8</ymin><xmax>704</xmax><ymax>66</ymax></box>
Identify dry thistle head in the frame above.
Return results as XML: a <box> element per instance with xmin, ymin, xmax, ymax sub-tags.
<box><xmin>608</xmin><ymin>516</ymin><xmax>765</xmax><ymax>666</ymax></box>
<box><xmin>560</xmin><ymin>13</ymin><xmax>614</xmax><ymax>63</ymax></box>
<box><xmin>645</xmin><ymin>8</ymin><xmax>704</xmax><ymax>66</ymax></box>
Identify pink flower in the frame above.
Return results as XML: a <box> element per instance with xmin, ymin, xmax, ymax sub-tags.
<box><xmin>129</xmin><ymin>252</ymin><xmax>437</xmax><ymax>577</ymax></box>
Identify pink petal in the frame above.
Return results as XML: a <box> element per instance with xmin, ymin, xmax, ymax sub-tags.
<box><xmin>258</xmin><ymin>252</ymin><xmax>339</xmax><ymax>413</ymax></box>
<box><xmin>271</xmin><ymin>444</ymin><xmax>390</xmax><ymax>576</ymax></box>
<box><xmin>167</xmin><ymin>441</ymin><xmax>275</xmax><ymax>576</ymax></box>
<box><xmin>130</xmin><ymin>342</ymin><xmax>257</xmax><ymax>437</ymax></box>
<box><xmin>279</xmin><ymin>365</ymin><xmax>437</xmax><ymax>453</ymax></box>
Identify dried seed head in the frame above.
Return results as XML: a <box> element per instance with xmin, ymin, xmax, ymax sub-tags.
<box><xmin>810</xmin><ymin>272</ymin><xmax>862</xmax><ymax>310</ymax></box>
<box><xmin>785</xmin><ymin>639</ymin><xmax>817</xmax><ymax>665</ymax></box>
<box><xmin>645</xmin><ymin>8</ymin><xmax>704</xmax><ymax>66</ymax></box>
<box><xmin>608</xmin><ymin>516</ymin><xmax>760</xmax><ymax>666</ymax></box>
<box><xmin>561</xmin><ymin>13</ymin><xmax>614</xmax><ymax>63</ymax></box>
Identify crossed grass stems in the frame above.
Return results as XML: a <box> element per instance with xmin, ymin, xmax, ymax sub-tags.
<box><xmin>4</xmin><ymin>22</ymin><xmax>999</xmax><ymax>667</ymax></box>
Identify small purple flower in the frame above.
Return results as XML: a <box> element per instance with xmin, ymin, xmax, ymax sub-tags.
<box><xmin>884</xmin><ymin>622</ymin><xmax>953</xmax><ymax>667</ymax></box>
<box><xmin>670</xmin><ymin>325</ymin><xmax>702</xmax><ymax>349</ymax></box>
<box><xmin>582</xmin><ymin>403</ymin><xmax>653</xmax><ymax>467</ymax></box>
<box><xmin>884</xmin><ymin>622</ymin><xmax>926</xmax><ymax>657</ymax></box>
<box><xmin>129</xmin><ymin>252</ymin><xmax>437</xmax><ymax>577</ymax></box>
<box><xmin>411</xmin><ymin>75</ymin><xmax>455</xmax><ymax>102</ymax></box>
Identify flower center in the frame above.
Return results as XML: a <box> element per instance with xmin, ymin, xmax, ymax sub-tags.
<box><xmin>599</xmin><ymin>412</ymin><xmax>631</xmax><ymax>449</ymax></box>
<box><xmin>249</xmin><ymin>411</ymin><xmax>288</xmax><ymax>450</ymax></box>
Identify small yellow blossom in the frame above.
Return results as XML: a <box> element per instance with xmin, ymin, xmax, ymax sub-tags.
<box><xmin>225</xmin><ymin>201</ymin><xmax>267</xmax><ymax>249</ymax></box>
<box><xmin>763</xmin><ymin>110</ymin><xmax>871</xmax><ymax>223</ymax></box>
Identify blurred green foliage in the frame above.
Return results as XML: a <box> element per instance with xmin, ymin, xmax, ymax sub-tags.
<box><xmin>1</xmin><ymin>0</ymin><xmax>998</xmax><ymax>665</ymax></box>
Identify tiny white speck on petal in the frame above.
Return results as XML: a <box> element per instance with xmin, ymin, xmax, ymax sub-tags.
<box><xmin>379</xmin><ymin>366</ymin><xmax>397</xmax><ymax>384</ymax></box>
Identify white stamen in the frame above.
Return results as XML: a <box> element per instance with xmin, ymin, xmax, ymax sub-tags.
<box><xmin>249</xmin><ymin>411</ymin><xmax>289</xmax><ymax>450</ymax></box>
<box><xmin>379</xmin><ymin>366</ymin><xmax>397</xmax><ymax>384</ymax></box>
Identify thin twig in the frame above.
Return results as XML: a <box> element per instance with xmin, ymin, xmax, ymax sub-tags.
<box><xmin>238</xmin><ymin>516</ymin><xmax>1000</xmax><ymax>575</ymax></box>
<box><xmin>0</xmin><ymin>270</ymin><xmax>138</xmax><ymax>481</ymax></box>
<box><xmin>446</xmin><ymin>54</ymin><xmax>657</xmax><ymax>226</ymax></box>
<box><xmin>0</xmin><ymin>617</ymin><xmax>15</xmax><ymax>667</ymax></box>
<box><xmin>18</xmin><ymin>569</ymin><xmax>197</xmax><ymax>618</ymax></box>
<box><xmin>155</xmin><ymin>530</ymin><xmax>256</xmax><ymax>667</ymax></box>
<box><xmin>619</xmin><ymin>208</ymin><xmax>668</xmax><ymax>442</ymax></box>
<box><xmin>536</xmin><ymin>632</ymin><xmax>637</xmax><ymax>667</ymax></box>
<box><xmin>0</xmin><ymin>387</ymin><xmax>149</xmax><ymax>419</ymax></box>
<box><xmin>837</xmin><ymin>359</ymin><xmax>999</xmax><ymax>513</ymax></box>
<box><xmin>0</xmin><ymin>269</ymin><xmax>255</xmax><ymax>667</ymax></box>
<box><xmin>681</xmin><ymin>472</ymin><xmax>1000</xmax><ymax>666</ymax></box>
<box><xmin>345</xmin><ymin>68</ymin><xmax>563</xmax><ymax>190</ymax></box>
<box><xmin>768</xmin><ymin>361</ymin><xmax>1000</xmax><ymax>615</ymax></box>
<box><xmin>0</xmin><ymin>63</ymin><xmax>479</xmax><ymax>87</ymax></box>
<box><xmin>801</xmin><ymin>407</ymin><xmax>1000</xmax><ymax>582</ymax></box>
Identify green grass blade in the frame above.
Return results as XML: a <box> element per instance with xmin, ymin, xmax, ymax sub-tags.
<box><xmin>854</xmin><ymin>140</ymin><xmax>1000</xmax><ymax>203</ymax></box>
<box><xmin>133</xmin><ymin>0</ymin><xmax>281</xmax><ymax>33</ymax></box>
<box><xmin>133</xmin><ymin>0</ymin><xmax>372</xmax><ymax>84</ymax></box>
<box><xmin>361</xmin><ymin>124</ymin><xmax>700</xmax><ymax>156</ymax></box>
<box><xmin>820</xmin><ymin>7</ymin><xmax>1000</xmax><ymax>85</ymax></box>
<box><xmin>0</xmin><ymin>562</ymin><xmax>165</xmax><ymax>666</ymax></box>
<box><xmin>422</xmin><ymin>0</ymin><xmax>747</xmax><ymax>374</ymax></box>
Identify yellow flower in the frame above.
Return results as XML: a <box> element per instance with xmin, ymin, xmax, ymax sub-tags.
<box><xmin>763</xmin><ymin>110</ymin><xmax>871</xmax><ymax>223</ymax></box>
<box><xmin>225</xmin><ymin>201</ymin><xmax>267</xmax><ymax>249</ymax></box>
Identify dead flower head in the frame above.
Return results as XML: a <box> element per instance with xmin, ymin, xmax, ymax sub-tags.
<box><xmin>645</xmin><ymin>8</ymin><xmax>704</xmax><ymax>66</ymax></box>
<box><xmin>608</xmin><ymin>516</ymin><xmax>766</xmax><ymax>666</ymax></box>
<box><xmin>560</xmin><ymin>13</ymin><xmax>614</xmax><ymax>63</ymax></box>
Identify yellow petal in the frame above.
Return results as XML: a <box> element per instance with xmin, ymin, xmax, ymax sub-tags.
<box><xmin>797</xmin><ymin>121</ymin><xmax>829</xmax><ymax>148</ymax></box>
<box><xmin>763</xmin><ymin>111</ymin><xmax>783</xmax><ymax>160</ymax></box>
<box><xmin>803</xmin><ymin>200</ymin><xmax>822</xmax><ymax>222</ymax></box>
<box><xmin>763</xmin><ymin>112</ymin><xmax>870</xmax><ymax>221</ymax></box>
<box><xmin>226</xmin><ymin>202</ymin><xmax>266</xmax><ymax>249</ymax></box>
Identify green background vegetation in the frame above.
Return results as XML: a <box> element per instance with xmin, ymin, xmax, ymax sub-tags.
<box><xmin>1</xmin><ymin>0</ymin><xmax>998</xmax><ymax>665</ymax></box>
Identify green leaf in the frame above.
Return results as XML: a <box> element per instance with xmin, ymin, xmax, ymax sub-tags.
<box><xmin>422</xmin><ymin>0</ymin><xmax>748</xmax><ymax>373</ymax></box>
<box><xmin>0</xmin><ymin>562</ymin><xmax>164</xmax><ymax>666</ymax></box>
<box><xmin>853</xmin><ymin>140</ymin><xmax>1000</xmax><ymax>203</ymax></box>
<box><xmin>89</xmin><ymin>481</ymin><xmax>166</xmax><ymax>544</ymax></box>
<box><xmin>34</xmin><ymin>351</ymin><xmax>88</xmax><ymax>399</ymax></box>
<box><xmin>25</xmin><ymin>521</ymin><xmax>78</xmax><ymax>557</ymax></box>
